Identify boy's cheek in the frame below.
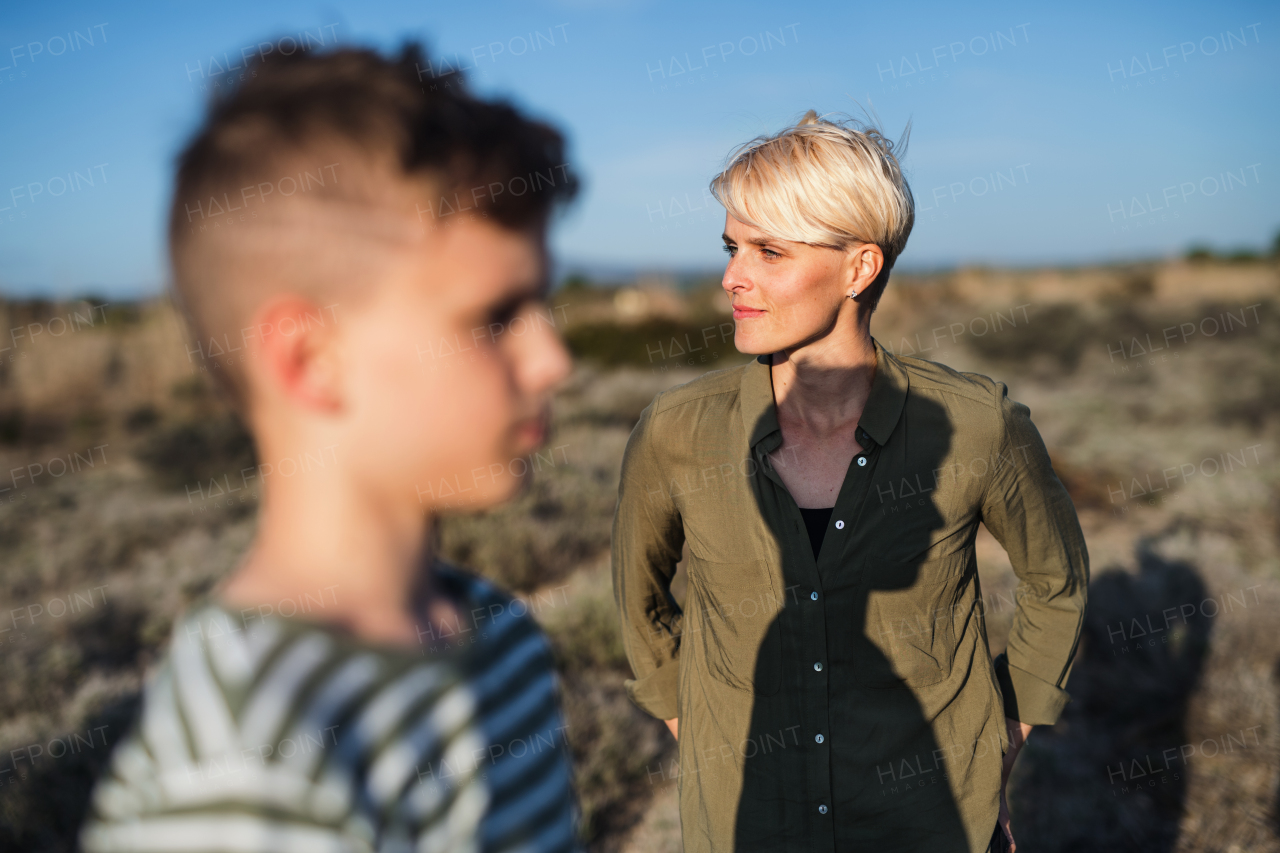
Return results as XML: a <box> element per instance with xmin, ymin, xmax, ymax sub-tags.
<box><xmin>433</xmin><ymin>350</ymin><xmax>520</xmax><ymax>425</ymax></box>
<box><xmin>412</xmin><ymin>367</ymin><xmax>520</xmax><ymax>467</ymax></box>
<box><xmin>355</xmin><ymin>325</ymin><xmax>522</xmax><ymax>499</ymax></box>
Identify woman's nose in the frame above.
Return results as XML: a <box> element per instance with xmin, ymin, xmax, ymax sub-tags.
<box><xmin>722</xmin><ymin>259</ymin><xmax>749</xmax><ymax>292</ymax></box>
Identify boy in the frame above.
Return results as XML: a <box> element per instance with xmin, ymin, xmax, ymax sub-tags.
<box><xmin>81</xmin><ymin>43</ymin><xmax>582</xmax><ymax>852</ymax></box>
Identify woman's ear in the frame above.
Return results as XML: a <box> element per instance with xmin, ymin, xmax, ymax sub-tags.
<box><xmin>247</xmin><ymin>295</ymin><xmax>345</xmax><ymax>414</ymax></box>
<box><xmin>848</xmin><ymin>243</ymin><xmax>885</xmax><ymax>296</ymax></box>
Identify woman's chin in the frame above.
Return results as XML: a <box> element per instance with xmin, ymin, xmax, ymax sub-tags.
<box><xmin>736</xmin><ymin>337</ymin><xmax>779</xmax><ymax>358</ymax></box>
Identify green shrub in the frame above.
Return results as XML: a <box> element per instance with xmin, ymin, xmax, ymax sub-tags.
<box><xmin>564</xmin><ymin>318</ymin><xmax>739</xmax><ymax>369</ymax></box>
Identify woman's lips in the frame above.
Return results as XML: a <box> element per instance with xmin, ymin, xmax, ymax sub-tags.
<box><xmin>733</xmin><ymin>306</ymin><xmax>765</xmax><ymax>319</ymax></box>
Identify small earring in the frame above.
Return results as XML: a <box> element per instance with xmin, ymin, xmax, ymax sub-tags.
<box><xmin>848</xmin><ymin>291</ymin><xmax>858</xmax><ymax>299</ymax></box>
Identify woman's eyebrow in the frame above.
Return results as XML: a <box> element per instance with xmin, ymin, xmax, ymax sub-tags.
<box><xmin>721</xmin><ymin>233</ymin><xmax>774</xmax><ymax>247</ymax></box>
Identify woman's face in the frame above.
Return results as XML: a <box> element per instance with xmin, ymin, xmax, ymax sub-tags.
<box><xmin>720</xmin><ymin>214</ymin><xmax>880</xmax><ymax>357</ymax></box>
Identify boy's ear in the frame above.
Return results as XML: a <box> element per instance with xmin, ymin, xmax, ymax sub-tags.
<box><xmin>250</xmin><ymin>295</ymin><xmax>344</xmax><ymax>413</ymax></box>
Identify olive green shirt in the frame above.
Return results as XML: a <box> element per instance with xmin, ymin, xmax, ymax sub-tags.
<box><xmin>611</xmin><ymin>338</ymin><xmax>1088</xmax><ymax>852</ymax></box>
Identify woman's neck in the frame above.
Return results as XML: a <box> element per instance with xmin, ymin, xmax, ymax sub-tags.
<box><xmin>770</xmin><ymin>332</ymin><xmax>878</xmax><ymax>433</ymax></box>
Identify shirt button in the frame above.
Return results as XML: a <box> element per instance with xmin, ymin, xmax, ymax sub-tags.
<box><xmin>857</xmin><ymin>456</ymin><xmax>867</xmax><ymax>467</ymax></box>
<box><xmin>818</xmin><ymin>804</ymin><xmax>829</xmax><ymax>815</ymax></box>
<box><xmin>815</xmin><ymin>733</ymin><xmax>825</xmax><ymax>744</ymax></box>
<box><xmin>810</xmin><ymin>591</ymin><xmax>819</xmax><ymax>601</ymax></box>
<box><xmin>834</xmin><ymin>520</ymin><xmax>845</xmax><ymax>530</ymax></box>
<box><xmin>813</xmin><ymin>662</ymin><xmax>823</xmax><ymax>672</ymax></box>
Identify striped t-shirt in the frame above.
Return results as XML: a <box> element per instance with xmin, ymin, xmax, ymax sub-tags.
<box><xmin>80</xmin><ymin>559</ymin><xmax>582</xmax><ymax>853</ymax></box>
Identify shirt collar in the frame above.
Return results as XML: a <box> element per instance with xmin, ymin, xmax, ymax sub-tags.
<box><xmin>739</xmin><ymin>336</ymin><xmax>909</xmax><ymax>452</ymax></box>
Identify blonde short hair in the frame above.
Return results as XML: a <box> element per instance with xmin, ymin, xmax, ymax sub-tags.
<box><xmin>710</xmin><ymin>110</ymin><xmax>913</xmax><ymax>308</ymax></box>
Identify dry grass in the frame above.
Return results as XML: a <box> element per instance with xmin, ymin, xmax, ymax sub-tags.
<box><xmin>0</xmin><ymin>260</ymin><xmax>1277</xmax><ymax>851</ymax></box>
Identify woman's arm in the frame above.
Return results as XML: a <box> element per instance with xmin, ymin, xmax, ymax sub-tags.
<box><xmin>979</xmin><ymin>382</ymin><xmax>1089</xmax><ymax>726</ymax></box>
<box><xmin>612</xmin><ymin>400</ymin><xmax>686</xmax><ymax>722</ymax></box>
<box><xmin>997</xmin><ymin>717</ymin><xmax>1033</xmax><ymax>850</ymax></box>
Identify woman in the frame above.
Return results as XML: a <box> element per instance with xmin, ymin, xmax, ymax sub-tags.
<box><xmin>612</xmin><ymin>111</ymin><xmax>1087</xmax><ymax>852</ymax></box>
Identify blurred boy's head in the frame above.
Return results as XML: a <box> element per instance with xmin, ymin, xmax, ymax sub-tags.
<box><xmin>170</xmin><ymin>44</ymin><xmax>578</xmax><ymax>514</ymax></box>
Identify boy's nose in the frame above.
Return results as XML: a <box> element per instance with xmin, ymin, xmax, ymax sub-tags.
<box><xmin>535</xmin><ymin>330</ymin><xmax>574</xmax><ymax>394</ymax></box>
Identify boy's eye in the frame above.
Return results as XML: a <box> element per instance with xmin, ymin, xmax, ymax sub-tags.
<box><xmin>762</xmin><ymin>248</ymin><xmax>780</xmax><ymax>259</ymax></box>
<box><xmin>722</xmin><ymin>244</ymin><xmax>737</xmax><ymax>257</ymax></box>
<box><xmin>486</xmin><ymin>297</ymin><xmax>530</xmax><ymax>327</ymax></box>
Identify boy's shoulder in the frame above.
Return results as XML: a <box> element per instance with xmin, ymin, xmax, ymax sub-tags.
<box><xmin>168</xmin><ymin>556</ymin><xmax>553</xmax><ymax>700</ymax></box>
<box><xmin>81</xmin><ymin>558</ymin><xmax>578</xmax><ymax>851</ymax></box>
<box><xmin>434</xmin><ymin>555</ymin><xmax>521</xmax><ymax>614</ymax></box>
<box><xmin>421</xmin><ymin>556</ymin><xmax>559</xmax><ymax>662</ymax></box>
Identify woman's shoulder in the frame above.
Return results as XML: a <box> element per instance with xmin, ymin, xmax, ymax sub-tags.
<box><xmin>618</xmin><ymin>361</ymin><xmax>756</xmax><ymax>457</ymax></box>
<box><xmin>646</xmin><ymin>360</ymin><xmax>753</xmax><ymax>416</ymax></box>
<box><xmin>890</xmin><ymin>348</ymin><xmax>1010</xmax><ymax>410</ymax></box>
<box><xmin>888</xmin><ymin>350</ymin><xmax>1043</xmax><ymax>454</ymax></box>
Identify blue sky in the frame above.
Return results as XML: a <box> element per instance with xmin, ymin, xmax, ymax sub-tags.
<box><xmin>0</xmin><ymin>0</ymin><xmax>1276</xmax><ymax>297</ymax></box>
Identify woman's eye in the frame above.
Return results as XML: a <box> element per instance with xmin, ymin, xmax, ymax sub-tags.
<box><xmin>722</xmin><ymin>244</ymin><xmax>736</xmax><ymax>256</ymax></box>
<box><xmin>762</xmin><ymin>248</ymin><xmax>780</xmax><ymax>259</ymax></box>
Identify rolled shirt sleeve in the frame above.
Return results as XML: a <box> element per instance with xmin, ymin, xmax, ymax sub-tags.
<box><xmin>612</xmin><ymin>400</ymin><xmax>686</xmax><ymax>721</ymax></box>
<box><xmin>979</xmin><ymin>382</ymin><xmax>1090</xmax><ymax>726</ymax></box>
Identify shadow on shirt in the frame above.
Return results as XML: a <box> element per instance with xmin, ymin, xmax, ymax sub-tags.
<box><xmin>732</xmin><ymin>391</ymin><xmax>982</xmax><ymax>851</ymax></box>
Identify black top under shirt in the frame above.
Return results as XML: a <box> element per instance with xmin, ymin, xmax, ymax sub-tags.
<box><xmin>797</xmin><ymin>506</ymin><xmax>835</xmax><ymax>560</ymax></box>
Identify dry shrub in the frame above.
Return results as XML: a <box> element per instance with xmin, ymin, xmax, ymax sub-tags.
<box><xmin>133</xmin><ymin>413</ymin><xmax>256</xmax><ymax>491</ymax></box>
<box><xmin>537</xmin><ymin>559</ymin><xmax>674</xmax><ymax>846</ymax></box>
<box><xmin>966</xmin><ymin>303</ymin><xmax>1094</xmax><ymax>371</ymax></box>
<box><xmin>435</xmin><ymin>448</ymin><xmax>616</xmax><ymax>592</ymax></box>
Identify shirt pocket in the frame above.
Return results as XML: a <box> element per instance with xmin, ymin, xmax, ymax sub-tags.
<box><xmin>854</xmin><ymin>551</ymin><xmax>968</xmax><ymax>689</ymax></box>
<box><xmin>686</xmin><ymin>557</ymin><xmax>783</xmax><ymax>696</ymax></box>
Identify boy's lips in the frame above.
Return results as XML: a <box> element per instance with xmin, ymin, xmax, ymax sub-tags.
<box><xmin>515</xmin><ymin>413</ymin><xmax>548</xmax><ymax>447</ymax></box>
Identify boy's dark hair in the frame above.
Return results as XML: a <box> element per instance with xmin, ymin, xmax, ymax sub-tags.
<box><xmin>169</xmin><ymin>41</ymin><xmax>578</xmax><ymax>407</ymax></box>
